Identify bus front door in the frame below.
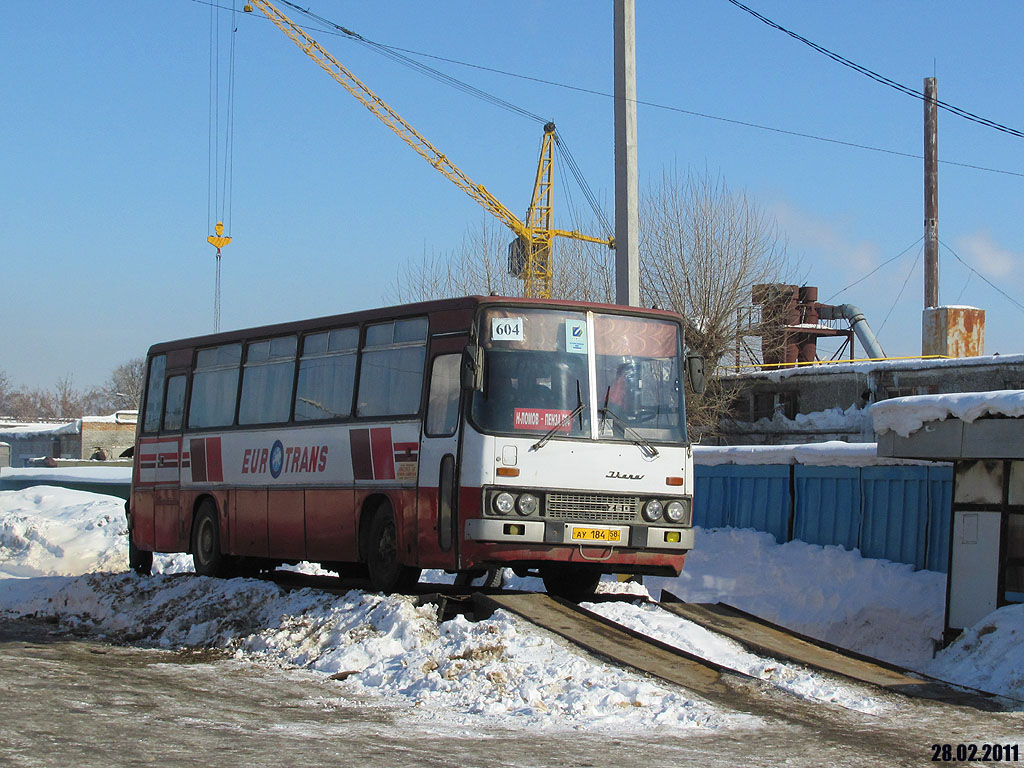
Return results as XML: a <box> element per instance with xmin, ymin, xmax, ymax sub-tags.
<box><xmin>418</xmin><ymin>346</ymin><xmax>465</xmax><ymax>569</ymax></box>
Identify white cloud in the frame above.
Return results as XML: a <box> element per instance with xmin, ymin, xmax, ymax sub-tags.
<box><xmin>955</xmin><ymin>231</ymin><xmax>1018</xmax><ymax>278</ymax></box>
<box><xmin>769</xmin><ymin>199</ymin><xmax>881</xmax><ymax>275</ymax></box>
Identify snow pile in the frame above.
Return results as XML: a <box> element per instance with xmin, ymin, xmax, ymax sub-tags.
<box><xmin>645</xmin><ymin>527</ymin><xmax>946</xmax><ymax>668</ymax></box>
<box><xmin>0</xmin><ymin>486</ymin><xmax>127</xmax><ymax>578</ymax></box>
<box><xmin>11</xmin><ymin>572</ymin><xmax>737</xmax><ymax>732</ymax></box>
<box><xmin>2</xmin><ymin>485</ymin><xmax>1023</xmax><ymax>703</ymax></box>
<box><xmin>871</xmin><ymin>390</ymin><xmax>1024</xmax><ymax>437</ymax></box>
<box><xmin>731</xmin><ymin>404</ymin><xmax>872</xmax><ymax>435</ymax></box>
<box><xmin>925</xmin><ymin>604</ymin><xmax>1024</xmax><ymax>700</ymax></box>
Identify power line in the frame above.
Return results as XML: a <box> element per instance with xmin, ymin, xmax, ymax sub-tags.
<box><xmin>724</xmin><ymin>0</ymin><xmax>1024</xmax><ymax>139</ymax></box>
<box><xmin>197</xmin><ymin>0</ymin><xmax>1024</xmax><ymax>179</ymax></box>
<box><xmin>877</xmin><ymin>245</ymin><xmax>922</xmax><ymax>335</ymax></box>
<box><xmin>355</xmin><ymin>33</ymin><xmax>1024</xmax><ymax>178</ymax></box>
<box><xmin>824</xmin><ymin>238</ymin><xmax>923</xmax><ymax>303</ymax></box>
<box><xmin>939</xmin><ymin>239</ymin><xmax>1024</xmax><ymax>315</ymax></box>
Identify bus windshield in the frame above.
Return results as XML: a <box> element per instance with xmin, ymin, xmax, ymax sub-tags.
<box><xmin>470</xmin><ymin>307</ymin><xmax>686</xmax><ymax>443</ymax></box>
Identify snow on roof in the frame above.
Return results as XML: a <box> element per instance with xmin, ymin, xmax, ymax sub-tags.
<box><xmin>695</xmin><ymin>441</ymin><xmax>936</xmax><ymax>467</ymax></box>
<box><xmin>724</xmin><ymin>352</ymin><xmax>1024</xmax><ymax>383</ymax></box>
<box><xmin>0</xmin><ymin>421</ymin><xmax>80</xmax><ymax>438</ymax></box>
<box><xmin>871</xmin><ymin>390</ymin><xmax>1024</xmax><ymax>438</ymax></box>
<box><xmin>82</xmin><ymin>410</ymin><xmax>137</xmax><ymax>424</ymax></box>
<box><xmin>1</xmin><ymin>466</ymin><xmax>132</xmax><ymax>484</ymax></box>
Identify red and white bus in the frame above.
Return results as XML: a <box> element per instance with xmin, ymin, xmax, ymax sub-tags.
<box><xmin>127</xmin><ymin>296</ymin><xmax>704</xmax><ymax>599</ymax></box>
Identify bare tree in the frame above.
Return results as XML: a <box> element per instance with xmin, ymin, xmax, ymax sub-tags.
<box><xmin>389</xmin><ymin>217</ymin><xmax>615</xmax><ymax>304</ymax></box>
<box><xmin>108</xmin><ymin>358</ymin><xmax>146</xmax><ymax>410</ymax></box>
<box><xmin>389</xmin><ymin>168</ymin><xmax>792</xmax><ymax>437</ymax></box>
<box><xmin>639</xmin><ymin>169</ymin><xmax>794</xmax><ymax>437</ymax></box>
<box><xmin>0</xmin><ymin>369</ymin><xmax>10</xmax><ymax>417</ymax></box>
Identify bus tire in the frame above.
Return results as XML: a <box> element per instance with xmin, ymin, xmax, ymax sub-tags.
<box><xmin>128</xmin><ymin>535</ymin><xmax>153</xmax><ymax>576</ymax></box>
<box><xmin>540</xmin><ymin>564</ymin><xmax>601</xmax><ymax>602</ymax></box>
<box><xmin>365</xmin><ymin>509</ymin><xmax>420</xmax><ymax>594</ymax></box>
<box><xmin>191</xmin><ymin>502</ymin><xmax>228</xmax><ymax>578</ymax></box>
<box><xmin>454</xmin><ymin>568</ymin><xmax>504</xmax><ymax>589</ymax></box>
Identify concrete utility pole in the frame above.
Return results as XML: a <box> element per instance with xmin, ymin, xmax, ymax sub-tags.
<box><xmin>614</xmin><ymin>0</ymin><xmax>640</xmax><ymax>307</ymax></box>
<box><xmin>924</xmin><ymin>77</ymin><xmax>939</xmax><ymax>309</ymax></box>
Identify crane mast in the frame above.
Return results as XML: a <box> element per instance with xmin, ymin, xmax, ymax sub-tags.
<box><xmin>243</xmin><ymin>0</ymin><xmax>611</xmax><ymax>298</ymax></box>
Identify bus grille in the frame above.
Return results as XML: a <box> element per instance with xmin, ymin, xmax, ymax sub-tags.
<box><xmin>545</xmin><ymin>493</ymin><xmax>639</xmax><ymax>523</ymax></box>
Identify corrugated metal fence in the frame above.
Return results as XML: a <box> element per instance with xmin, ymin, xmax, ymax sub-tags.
<box><xmin>694</xmin><ymin>464</ymin><xmax>953</xmax><ymax>572</ymax></box>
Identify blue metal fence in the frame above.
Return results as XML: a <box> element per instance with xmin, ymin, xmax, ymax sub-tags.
<box><xmin>694</xmin><ymin>463</ymin><xmax>953</xmax><ymax>572</ymax></box>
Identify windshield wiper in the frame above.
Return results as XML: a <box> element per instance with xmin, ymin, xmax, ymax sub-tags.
<box><xmin>530</xmin><ymin>400</ymin><xmax>586</xmax><ymax>452</ymax></box>
<box><xmin>598</xmin><ymin>407</ymin><xmax>660</xmax><ymax>459</ymax></box>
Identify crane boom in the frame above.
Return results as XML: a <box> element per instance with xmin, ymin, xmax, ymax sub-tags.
<box><xmin>243</xmin><ymin>0</ymin><xmax>612</xmax><ymax>297</ymax></box>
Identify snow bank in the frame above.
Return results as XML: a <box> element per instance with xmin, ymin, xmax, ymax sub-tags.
<box><xmin>871</xmin><ymin>390</ymin><xmax>1024</xmax><ymax>438</ymax></box>
<box><xmin>2</xmin><ymin>486</ymin><xmax>1022</xmax><ymax>704</ymax></box>
<box><xmin>644</xmin><ymin>527</ymin><xmax>946</xmax><ymax>669</ymax></box>
<box><xmin>0</xmin><ymin>486</ymin><xmax>127</xmax><ymax>578</ymax></box>
<box><xmin>10</xmin><ymin>572</ymin><xmax>738</xmax><ymax>732</ymax></box>
<box><xmin>925</xmin><ymin>604</ymin><xmax>1024</xmax><ymax>701</ymax></box>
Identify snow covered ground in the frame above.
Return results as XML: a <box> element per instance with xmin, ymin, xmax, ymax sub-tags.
<box><xmin>1</xmin><ymin>484</ymin><xmax>1023</xmax><ymax>735</ymax></box>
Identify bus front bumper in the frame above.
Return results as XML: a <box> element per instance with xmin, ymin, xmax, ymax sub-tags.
<box><xmin>464</xmin><ymin>518</ymin><xmax>694</xmax><ymax>551</ymax></box>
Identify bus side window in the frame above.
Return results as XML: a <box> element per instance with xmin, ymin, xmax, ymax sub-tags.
<box><xmin>188</xmin><ymin>343</ymin><xmax>242</xmax><ymax>429</ymax></box>
<box><xmin>357</xmin><ymin>319</ymin><xmax>427</xmax><ymax>418</ymax></box>
<box><xmin>142</xmin><ymin>355</ymin><xmax>167</xmax><ymax>433</ymax></box>
<box><xmin>426</xmin><ymin>354</ymin><xmax>461</xmax><ymax>436</ymax></box>
<box><xmin>163</xmin><ymin>375</ymin><xmax>187</xmax><ymax>431</ymax></box>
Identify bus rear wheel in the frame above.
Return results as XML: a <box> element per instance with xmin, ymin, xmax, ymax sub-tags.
<box><xmin>365</xmin><ymin>510</ymin><xmax>420</xmax><ymax>594</ymax></box>
<box><xmin>541</xmin><ymin>564</ymin><xmax>601</xmax><ymax>602</ymax></box>
<box><xmin>191</xmin><ymin>502</ymin><xmax>228</xmax><ymax>578</ymax></box>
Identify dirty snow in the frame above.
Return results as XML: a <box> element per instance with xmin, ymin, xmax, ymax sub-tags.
<box><xmin>1</xmin><ymin>484</ymin><xmax>1023</xmax><ymax>712</ymax></box>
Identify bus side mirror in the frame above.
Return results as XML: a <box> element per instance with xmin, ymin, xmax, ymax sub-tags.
<box><xmin>461</xmin><ymin>344</ymin><xmax>485</xmax><ymax>391</ymax></box>
<box><xmin>686</xmin><ymin>354</ymin><xmax>706</xmax><ymax>395</ymax></box>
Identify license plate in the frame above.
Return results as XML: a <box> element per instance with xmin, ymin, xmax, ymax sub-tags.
<box><xmin>570</xmin><ymin>526</ymin><xmax>623</xmax><ymax>544</ymax></box>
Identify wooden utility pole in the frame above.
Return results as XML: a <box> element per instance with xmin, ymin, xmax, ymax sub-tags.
<box><xmin>614</xmin><ymin>0</ymin><xmax>639</xmax><ymax>306</ymax></box>
<box><xmin>924</xmin><ymin>77</ymin><xmax>939</xmax><ymax>308</ymax></box>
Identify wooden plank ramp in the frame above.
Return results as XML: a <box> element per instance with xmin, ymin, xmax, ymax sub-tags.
<box><xmin>472</xmin><ymin>591</ymin><xmax>761</xmax><ymax>712</ymax></box>
<box><xmin>659</xmin><ymin>591</ymin><xmax>1004</xmax><ymax>710</ymax></box>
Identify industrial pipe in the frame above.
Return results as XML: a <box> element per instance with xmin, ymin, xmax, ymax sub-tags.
<box><xmin>818</xmin><ymin>304</ymin><xmax>886</xmax><ymax>359</ymax></box>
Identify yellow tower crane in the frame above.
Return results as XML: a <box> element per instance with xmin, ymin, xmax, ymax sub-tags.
<box><xmin>242</xmin><ymin>0</ymin><xmax>612</xmax><ymax>298</ymax></box>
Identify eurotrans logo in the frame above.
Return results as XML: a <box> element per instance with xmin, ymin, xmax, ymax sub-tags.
<box><xmin>242</xmin><ymin>441</ymin><xmax>329</xmax><ymax>478</ymax></box>
<box><xmin>269</xmin><ymin>440</ymin><xmax>284</xmax><ymax>478</ymax></box>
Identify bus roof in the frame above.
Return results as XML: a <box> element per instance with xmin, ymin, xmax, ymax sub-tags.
<box><xmin>146</xmin><ymin>295</ymin><xmax>686</xmax><ymax>356</ymax></box>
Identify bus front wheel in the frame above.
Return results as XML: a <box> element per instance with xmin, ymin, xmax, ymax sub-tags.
<box><xmin>191</xmin><ymin>503</ymin><xmax>228</xmax><ymax>578</ymax></box>
<box><xmin>365</xmin><ymin>510</ymin><xmax>420</xmax><ymax>594</ymax></box>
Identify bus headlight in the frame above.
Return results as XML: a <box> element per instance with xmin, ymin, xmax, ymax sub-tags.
<box><xmin>493</xmin><ymin>492</ymin><xmax>515</xmax><ymax>515</ymax></box>
<box><xmin>516</xmin><ymin>493</ymin><xmax>539</xmax><ymax>516</ymax></box>
<box><xmin>665</xmin><ymin>500</ymin><xmax>686</xmax><ymax>523</ymax></box>
<box><xmin>641</xmin><ymin>499</ymin><xmax>663</xmax><ymax>522</ymax></box>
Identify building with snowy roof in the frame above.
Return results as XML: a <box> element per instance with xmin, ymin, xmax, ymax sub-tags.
<box><xmin>0</xmin><ymin>411</ymin><xmax>137</xmax><ymax>467</ymax></box>
<box><xmin>714</xmin><ymin>354</ymin><xmax>1024</xmax><ymax>446</ymax></box>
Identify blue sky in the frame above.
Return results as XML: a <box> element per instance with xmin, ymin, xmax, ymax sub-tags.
<box><xmin>3</xmin><ymin>1</ymin><xmax>1023</xmax><ymax>389</ymax></box>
